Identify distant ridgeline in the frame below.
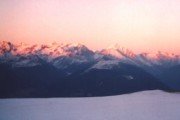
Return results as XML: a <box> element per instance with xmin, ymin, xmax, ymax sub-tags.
<box><xmin>0</xmin><ymin>41</ymin><xmax>179</xmax><ymax>98</ymax></box>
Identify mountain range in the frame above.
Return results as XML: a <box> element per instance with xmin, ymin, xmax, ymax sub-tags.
<box><xmin>0</xmin><ymin>41</ymin><xmax>179</xmax><ymax>97</ymax></box>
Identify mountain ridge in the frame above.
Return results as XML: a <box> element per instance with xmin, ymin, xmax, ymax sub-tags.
<box><xmin>0</xmin><ymin>41</ymin><xmax>179</xmax><ymax>98</ymax></box>
<box><xmin>1</xmin><ymin>41</ymin><xmax>179</xmax><ymax>69</ymax></box>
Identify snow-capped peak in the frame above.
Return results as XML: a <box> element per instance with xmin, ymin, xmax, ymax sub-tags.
<box><xmin>0</xmin><ymin>41</ymin><xmax>180</xmax><ymax>71</ymax></box>
<box><xmin>100</xmin><ymin>44</ymin><xmax>136</xmax><ymax>59</ymax></box>
<box><xmin>107</xmin><ymin>43</ymin><xmax>124</xmax><ymax>50</ymax></box>
<box><xmin>0</xmin><ymin>41</ymin><xmax>92</xmax><ymax>57</ymax></box>
<box><xmin>0</xmin><ymin>41</ymin><xmax>13</xmax><ymax>55</ymax></box>
<box><xmin>0</xmin><ymin>41</ymin><xmax>96</xmax><ymax>68</ymax></box>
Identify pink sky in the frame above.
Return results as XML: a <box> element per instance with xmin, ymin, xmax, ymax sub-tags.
<box><xmin>0</xmin><ymin>0</ymin><xmax>180</xmax><ymax>53</ymax></box>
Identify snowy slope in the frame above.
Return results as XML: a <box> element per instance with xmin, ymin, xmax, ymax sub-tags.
<box><xmin>88</xmin><ymin>59</ymin><xmax>120</xmax><ymax>70</ymax></box>
<box><xmin>0</xmin><ymin>90</ymin><xmax>180</xmax><ymax>120</ymax></box>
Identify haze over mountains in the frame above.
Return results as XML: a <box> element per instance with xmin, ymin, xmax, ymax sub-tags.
<box><xmin>0</xmin><ymin>41</ymin><xmax>179</xmax><ymax>97</ymax></box>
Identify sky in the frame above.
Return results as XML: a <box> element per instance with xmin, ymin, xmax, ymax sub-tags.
<box><xmin>0</xmin><ymin>0</ymin><xmax>180</xmax><ymax>53</ymax></box>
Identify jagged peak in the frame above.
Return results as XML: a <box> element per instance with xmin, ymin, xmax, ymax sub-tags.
<box><xmin>101</xmin><ymin>44</ymin><xmax>135</xmax><ymax>59</ymax></box>
<box><xmin>0</xmin><ymin>40</ymin><xmax>179</xmax><ymax>61</ymax></box>
<box><xmin>0</xmin><ymin>41</ymin><xmax>93</xmax><ymax>57</ymax></box>
<box><xmin>107</xmin><ymin>43</ymin><xmax>125</xmax><ymax>50</ymax></box>
<box><xmin>65</xmin><ymin>43</ymin><xmax>85</xmax><ymax>47</ymax></box>
<box><xmin>0</xmin><ymin>41</ymin><xmax>14</xmax><ymax>55</ymax></box>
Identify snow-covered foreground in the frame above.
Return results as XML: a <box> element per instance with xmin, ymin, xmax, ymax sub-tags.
<box><xmin>0</xmin><ymin>90</ymin><xmax>180</xmax><ymax>120</ymax></box>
